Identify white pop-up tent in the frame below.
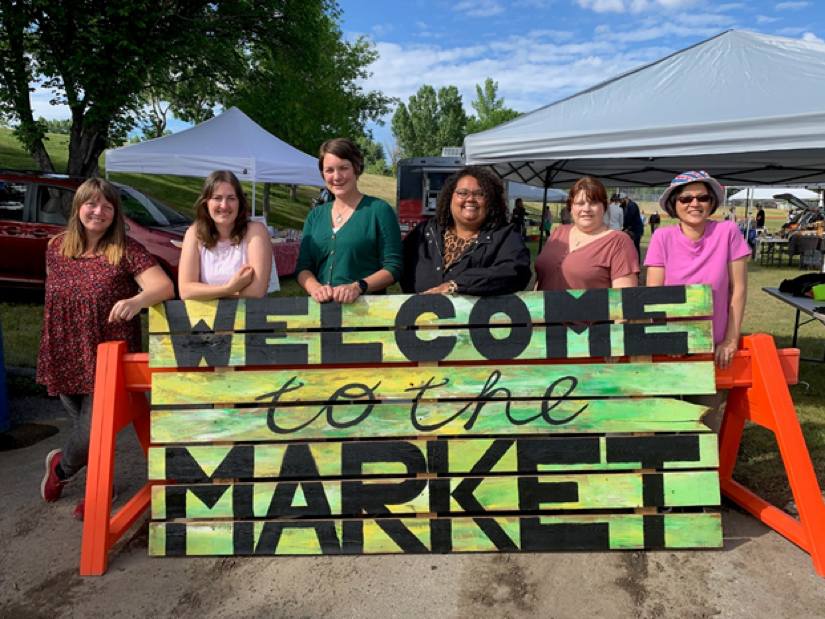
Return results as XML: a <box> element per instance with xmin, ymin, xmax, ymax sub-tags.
<box><xmin>105</xmin><ymin>107</ymin><xmax>323</xmax><ymax>213</ymax></box>
<box><xmin>464</xmin><ymin>30</ymin><xmax>825</xmax><ymax>188</ymax></box>
<box><xmin>728</xmin><ymin>187</ymin><xmax>820</xmax><ymax>201</ymax></box>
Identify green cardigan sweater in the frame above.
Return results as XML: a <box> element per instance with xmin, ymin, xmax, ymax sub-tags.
<box><xmin>296</xmin><ymin>195</ymin><xmax>403</xmax><ymax>286</ymax></box>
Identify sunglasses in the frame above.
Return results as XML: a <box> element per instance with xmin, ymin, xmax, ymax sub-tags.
<box><xmin>677</xmin><ymin>194</ymin><xmax>712</xmax><ymax>205</ymax></box>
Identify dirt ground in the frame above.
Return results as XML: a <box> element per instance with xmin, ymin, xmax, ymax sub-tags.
<box><xmin>2</xmin><ymin>395</ymin><xmax>825</xmax><ymax>619</ymax></box>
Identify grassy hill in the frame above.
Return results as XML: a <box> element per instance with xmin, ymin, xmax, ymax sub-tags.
<box><xmin>0</xmin><ymin>127</ymin><xmax>397</xmax><ymax>228</ymax></box>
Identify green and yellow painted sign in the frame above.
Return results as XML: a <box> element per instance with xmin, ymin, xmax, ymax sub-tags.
<box><xmin>147</xmin><ymin>287</ymin><xmax>722</xmax><ymax>557</ymax></box>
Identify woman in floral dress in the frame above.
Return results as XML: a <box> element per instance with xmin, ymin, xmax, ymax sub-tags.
<box><xmin>37</xmin><ymin>178</ymin><xmax>174</xmax><ymax>519</ymax></box>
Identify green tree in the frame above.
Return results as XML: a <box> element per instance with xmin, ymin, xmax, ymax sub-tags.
<box><xmin>0</xmin><ymin>1</ymin><xmax>336</xmax><ymax>177</ymax></box>
<box><xmin>392</xmin><ymin>85</ymin><xmax>467</xmax><ymax>157</ymax></box>
<box><xmin>356</xmin><ymin>133</ymin><xmax>389</xmax><ymax>176</ymax></box>
<box><xmin>465</xmin><ymin>78</ymin><xmax>520</xmax><ymax>135</ymax></box>
<box><xmin>38</xmin><ymin>117</ymin><xmax>72</xmax><ymax>135</ymax></box>
<box><xmin>223</xmin><ymin>1</ymin><xmax>393</xmax><ymax>156</ymax></box>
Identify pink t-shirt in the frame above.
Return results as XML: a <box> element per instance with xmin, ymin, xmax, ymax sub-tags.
<box><xmin>535</xmin><ymin>224</ymin><xmax>639</xmax><ymax>290</ymax></box>
<box><xmin>644</xmin><ymin>219</ymin><xmax>750</xmax><ymax>344</ymax></box>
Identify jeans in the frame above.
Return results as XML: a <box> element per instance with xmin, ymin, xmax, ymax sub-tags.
<box><xmin>58</xmin><ymin>394</ymin><xmax>93</xmax><ymax>478</ymax></box>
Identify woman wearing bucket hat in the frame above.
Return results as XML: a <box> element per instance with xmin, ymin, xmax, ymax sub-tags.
<box><xmin>645</xmin><ymin>170</ymin><xmax>750</xmax><ymax>369</ymax></box>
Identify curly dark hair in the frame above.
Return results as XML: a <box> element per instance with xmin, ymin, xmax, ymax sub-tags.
<box><xmin>435</xmin><ymin>165</ymin><xmax>508</xmax><ymax>230</ymax></box>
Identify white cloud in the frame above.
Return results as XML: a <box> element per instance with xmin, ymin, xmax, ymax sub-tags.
<box><xmin>802</xmin><ymin>31</ymin><xmax>825</xmax><ymax>43</ymax></box>
<box><xmin>756</xmin><ymin>14</ymin><xmax>780</xmax><ymax>23</ymax></box>
<box><xmin>775</xmin><ymin>1</ymin><xmax>811</xmax><ymax>9</ymax></box>
<box><xmin>577</xmin><ymin>0</ymin><xmax>698</xmax><ymax>13</ymax></box>
<box><xmin>453</xmin><ymin>0</ymin><xmax>505</xmax><ymax>17</ymax></box>
<box><xmin>577</xmin><ymin>0</ymin><xmax>624</xmax><ymax>12</ymax></box>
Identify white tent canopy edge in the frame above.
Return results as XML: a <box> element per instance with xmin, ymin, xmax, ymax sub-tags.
<box><xmin>464</xmin><ymin>30</ymin><xmax>825</xmax><ymax>189</ymax></box>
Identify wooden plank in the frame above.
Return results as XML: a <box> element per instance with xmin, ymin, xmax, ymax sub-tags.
<box><xmin>147</xmin><ymin>513</ymin><xmax>722</xmax><ymax>555</ymax></box>
<box><xmin>151</xmin><ymin>361</ymin><xmax>716</xmax><ymax>406</ymax></box>
<box><xmin>150</xmin><ymin>397</ymin><xmax>712</xmax><ymax>443</ymax></box>
<box><xmin>150</xmin><ymin>471</ymin><xmax>720</xmax><ymax>519</ymax></box>
<box><xmin>148</xmin><ymin>320</ymin><xmax>713</xmax><ymax>368</ymax></box>
<box><xmin>148</xmin><ymin>286</ymin><xmax>712</xmax><ymax>334</ymax></box>
<box><xmin>147</xmin><ymin>435</ymin><xmax>719</xmax><ymax>481</ymax></box>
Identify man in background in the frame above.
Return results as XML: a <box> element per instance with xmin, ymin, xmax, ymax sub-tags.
<box><xmin>605</xmin><ymin>194</ymin><xmax>624</xmax><ymax>230</ymax></box>
<box><xmin>619</xmin><ymin>192</ymin><xmax>644</xmax><ymax>258</ymax></box>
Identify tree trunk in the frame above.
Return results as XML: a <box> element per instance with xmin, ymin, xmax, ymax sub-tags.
<box><xmin>66</xmin><ymin>107</ymin><xmax>107</xmax><ymax>177</ymax></box>
<box><xmin>263</xmin><ymin>183</ymin><xmax>271</xmax><ymax>222</ymax></box>
<box><xmin>0</xmin><ymin>2</ymin><xmax>54</xmax><ymax>172</ymax></box>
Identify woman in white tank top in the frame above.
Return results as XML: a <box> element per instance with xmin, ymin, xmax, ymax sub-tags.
<box><xmin>178</xmin><ymin>170</ymin><xmax>279</xmax><ymax>299</ymax></box>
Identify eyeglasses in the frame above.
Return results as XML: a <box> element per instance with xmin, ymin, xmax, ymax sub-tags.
<box><xmin>454</xmin><ymin>189</ymin><xmax>486</xmax><ymax>200</ymax></box>
<box><xmin>677</xmin><ymin>194</ymin><xmax>712</xmax><ymax>205</ymax></box>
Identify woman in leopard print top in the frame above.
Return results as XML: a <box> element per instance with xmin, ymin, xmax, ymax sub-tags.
<box><xmin>400</xmin><ymin>166</ymin><xmax>531</xmax><ymax>296</ymax></box>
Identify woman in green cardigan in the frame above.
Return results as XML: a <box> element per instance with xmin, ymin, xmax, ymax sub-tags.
<box><xmin>296</xmin><ymin>138</ymin><xmax>402</xmax><ymax>303</ymax></box>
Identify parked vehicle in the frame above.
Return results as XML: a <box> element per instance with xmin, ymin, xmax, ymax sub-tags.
<box><xmin>0</xmin><ymin>169</ymin><xmax>189</xmax><ymax>290</ymax></box>
<box><xmin>396</xmin><ymin>156</ymin><xmax>463</xmax><ymax>234</ymax></box>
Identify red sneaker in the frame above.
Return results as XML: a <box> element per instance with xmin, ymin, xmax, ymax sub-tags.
<box><xmin>41</xmin><ymin>449</ymin><xmax>67</xmax><ymax>502</ymax></box>
<box><xmin>72</xmin><ymin>499</ymin><xmax>85</xmax><ymax>521</ymax></box>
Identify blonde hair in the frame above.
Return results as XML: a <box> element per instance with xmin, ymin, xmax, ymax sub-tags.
<box><xmin>60</xmin><ymin>178</ymin><xmax>126</xmax><ymax>266</ymax></box>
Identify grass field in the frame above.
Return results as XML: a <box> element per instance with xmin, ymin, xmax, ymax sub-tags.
<box><xmin>1</xmin><ymin>129</ymin><xmax>823</xmax><ymax>509</ymax></box>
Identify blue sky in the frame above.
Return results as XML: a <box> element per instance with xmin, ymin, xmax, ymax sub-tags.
<box><xmin>338</xmin><ymin>0</ymin><xmax>825</xmax><ymax>152</ymax></box>
<box><xmin>29</xmin><ymin>0</ymin><xmax>825</xmax><ymax>153</ymax></box>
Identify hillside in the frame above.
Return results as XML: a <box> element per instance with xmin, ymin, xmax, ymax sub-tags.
<box><xmin>0</xmin><ymin>127</ymin><xmax>397</xmax><ymax>228</ymax></box>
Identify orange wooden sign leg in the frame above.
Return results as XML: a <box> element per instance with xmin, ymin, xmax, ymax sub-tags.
<box><xmin>79</xmin><ymin>341</ymin><xmax>152</xmax><ymax>576</ymax></box>
<box><xmin>719</xmin><ymin>334</ymin><xmax>825</xmax><ymax>577</ymax></box>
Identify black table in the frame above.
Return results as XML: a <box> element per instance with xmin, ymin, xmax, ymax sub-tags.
<box><xmin>763</xmin><ymin>287</ymin><xmax>825</xmax><ymax>362</ymax></box>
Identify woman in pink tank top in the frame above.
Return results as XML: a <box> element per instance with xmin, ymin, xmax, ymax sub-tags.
<box><xmin>178</xmin><ymin>170</ymin><xmax>276</xmax><ymax>299</ymax></box>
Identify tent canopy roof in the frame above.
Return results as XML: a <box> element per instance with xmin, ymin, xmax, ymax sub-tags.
<box><xmin>105</xmin><ymin>107</ymin><xmax>322</xmax><ymax>187</ymax></box>
<box><xmin>728</xmin><ymin>186</ymin><xmax>820</xmax><ymax>201</ymax></box>
<box><xmin>464</xmin><ymin>30</ymin><xmax>825</xmax><ymax>188</ymax></box>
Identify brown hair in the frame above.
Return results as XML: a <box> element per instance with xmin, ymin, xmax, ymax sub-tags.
<box><xmin>436</xmin><ymin>165</ymin><xmax>508</xmax><ymax>229</ymax></box>
<box><xmin>318</xmin><ymin>138</ymin><xmax>364</xmax><ymax>176</ymax></box>
<box><xmin>60</xmin><ymin>178</ymin><xmax>126</xmax><ymax>265</ymax></box>
<box><xmin>567</xmin><ymin>177</ymin><xmax>608</xmax><ymax>214</ymax></box>
<box><xmin>194</xmin><ymin>170</ymin><xmax>249</xmax><ymax>249</ymax></box>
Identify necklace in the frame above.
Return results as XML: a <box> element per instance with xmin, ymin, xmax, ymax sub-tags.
<box><xmin>571</xmin><ymin>226</ymin><xmax>607</xmax><ymax>248</ymax></box>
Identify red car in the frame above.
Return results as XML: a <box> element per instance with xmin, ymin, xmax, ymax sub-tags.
<box><xmin>0</xmin><ymin>170</ymin><xmax>188</xmax><ymax>289</ymax></box>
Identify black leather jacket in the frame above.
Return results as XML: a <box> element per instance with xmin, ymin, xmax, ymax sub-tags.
<box><xmin>400</xmin><ymin>218</ymin><xmax>532</xmax><ymax>295</ymax></box>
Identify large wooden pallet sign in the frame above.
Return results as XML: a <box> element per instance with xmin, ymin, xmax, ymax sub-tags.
<box><xmin>146</xmin><ymin>286</ymin><xmax>723</xmax><ymax>557</ymax></box>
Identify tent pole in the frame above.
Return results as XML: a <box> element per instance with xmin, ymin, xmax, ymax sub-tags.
<box><xmin>252</xmin><ymin>178</ymin><xmax>256</xmax><ymax>217</ymax></box>
<box><xmin>539</xmin><ymin>186</ymin><xmax>549</xmax><ymax>252</ymax></box>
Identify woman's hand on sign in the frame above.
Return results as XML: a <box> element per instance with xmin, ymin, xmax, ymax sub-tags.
<box><xmin>226</xmin><ymin>265</ymin><xmax>255</xmax><ymax>294</ymax></box>
<box><xmin>332</xmin><ymin>282</ymin><xmax>361</xmax><ymax>304</ymax></box>
<box><xmin>715</xmin><ymin>338</ymin><xmax>738</xmax><ymax>369</ymax></box>
<box><xmin>108</xmin><ymin>297</ymin><xmax>143</xmax><ymax>322</ymax></box>
<box><xmin>309</xmin><ymin>282</ymin><xmax>334</xmax><ymax>303</ymax></box>
<box><xmin>422</xmin><ymin>282</ymin><xmax>453</xmax><ymax>295</ymax></box>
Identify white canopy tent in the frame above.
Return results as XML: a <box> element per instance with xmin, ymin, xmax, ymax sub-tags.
<box><xmin>728</xmin><ymin>187</ymin><xmax>820</xmax><ymax>201</ymax></box>
<box><xmin>464</xmin><ymin>30</ymin><xmax>825</xmax><ymax>189</ymax></box>
<box><xmin>105</xmin><ymin>107</ymin><xmax>323</xmax><ymax>214</ymax></box>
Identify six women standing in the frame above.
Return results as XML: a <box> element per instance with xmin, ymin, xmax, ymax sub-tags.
<box><xmin>37</xmin><ymin>148</ymin><xmax>750</xmax><ymax>513</ymax></box>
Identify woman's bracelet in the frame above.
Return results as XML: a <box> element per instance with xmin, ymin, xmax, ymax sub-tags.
<box><xmin>446</xmin><ymin>280</ymin><xmax>458</xmax><ymax>295</ymax></box>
